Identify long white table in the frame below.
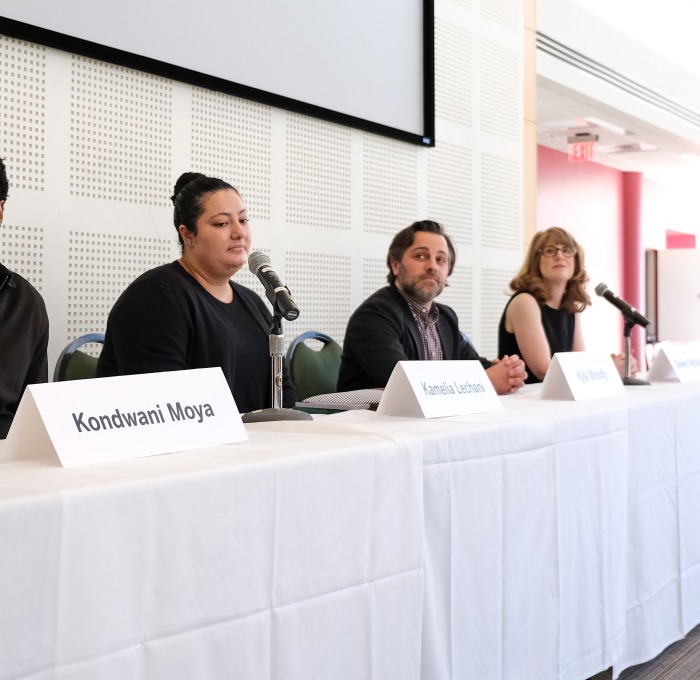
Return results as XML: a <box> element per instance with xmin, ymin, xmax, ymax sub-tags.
<box><xmin>330</xmin><ymin>391</ymin><xmax>629</xmax><ymax>680</ymax></box>
<box><xmin>331</xmin><ymin>382</ymin><xmax>700</xmax><ymax>680</ymax></box>
<box><xmin>613</xmin><ymin>382</ymin><xmax>700</xmax><ymax>677</ymax></box>
<box><xmin>0</xmin><ymin>425</ymin><xmax>424</xmax><ymax>680</ymax></box>
<box><xmin>2</xmin><ymin>382</ymin><xmax>700</xmax><ymax>680</ymax></box>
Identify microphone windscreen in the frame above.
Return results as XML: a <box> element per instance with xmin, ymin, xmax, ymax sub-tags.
<box><xmin>594</xmin><ymin>282</ymin><xmax>608</xmax><ymax>297</ymax></box>
<box><xmin>248</xmin><ymin>251</ymin><xmax>271</xmax><ymax>274</ymax></box>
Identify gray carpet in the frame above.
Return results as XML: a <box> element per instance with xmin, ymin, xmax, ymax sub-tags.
<box><xmin>587</xmin><ymin>624</ymin><xmax>700</xmax><ymax>680</ymax></box>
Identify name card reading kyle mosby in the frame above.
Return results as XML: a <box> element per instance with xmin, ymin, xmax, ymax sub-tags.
<box><xmin>377</xmin><ymin>360</ymin><xmax>502</xmax><ymax>418</ymax></box>
<box><xmin>2</xmin><ymin>368</ymin><xmax>247</xmax><ymax>467</ymax></box>
<box><xmin>647</xmin><ymin>342</ymin><xmax>700</xmax><ymax>382</ymax></box>
<box><xmin>540</xmin><ymin>352</ymin><xmax>624</xmax><ymax>400</ymax></box>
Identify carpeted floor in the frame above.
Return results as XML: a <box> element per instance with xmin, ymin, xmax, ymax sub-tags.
<box><xmin>587</xmin><ymin>624</ymin><xmax>700</xmax><ymax>680</ymax></box>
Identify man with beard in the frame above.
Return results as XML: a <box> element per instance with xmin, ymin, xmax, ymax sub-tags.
<box><xmin>337</xmin><ymin>220</ymin><xmax>527</xmax><ymax>394</ymax></box>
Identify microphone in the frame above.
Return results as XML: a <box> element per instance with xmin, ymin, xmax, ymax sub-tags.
<box><xmin>594</xmin><ymin>283</ymin><xmax>649</xmax><ymax>327</ymax></box>
<box><xmin>248</xmin><ymin>251</ymin><xmax>300</xmax><ymax>321</ymax></box>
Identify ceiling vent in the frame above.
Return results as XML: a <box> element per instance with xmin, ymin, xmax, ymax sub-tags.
<box><xmin>537</xmin><ymin>33</ymin><xmax>700</xmax><ymax>130</ymax></box>
<box><xmin>598</xmin><ymin>142</ymin><xmax>659</xmax><ymax>155</ymax></box>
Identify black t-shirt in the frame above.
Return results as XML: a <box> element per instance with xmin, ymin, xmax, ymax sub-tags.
<box><xmin>0</xmin><ymin>263</ymin><xmax>49</xmax><ymax>438</ymax></box>
<box><xmin>497</xmin><ymin>292</ymin><xmax>575</xmax><ymax>384</ymax></box>
<box><xmin>211</xmin><ymin>293</ymin><xmax>276</xmax><ymax>412</ymax></box>
<box><xmin>97</xmin><ymin>261</ymin><xmax>296</xmax><ymax>413</ymax></box>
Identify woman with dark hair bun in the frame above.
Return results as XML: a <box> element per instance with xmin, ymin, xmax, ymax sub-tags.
<box><xmin>498</xmin><ymin>226</ymin><xmax>636</xmax><ymax>383</ymax></box>
<box><xmin>97</xmin><ymin>172</ymin><xmax>296</xmax><ymax>412</ymax></box>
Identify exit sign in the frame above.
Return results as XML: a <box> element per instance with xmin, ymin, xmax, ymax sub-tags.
<box><xmin>568</xmin><ymin>141</ymin><xmax>595</xmax><ymax>162</ymax></box>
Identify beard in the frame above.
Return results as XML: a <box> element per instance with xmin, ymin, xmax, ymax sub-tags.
<box><xmin>398</xmin><ymin>270</ymin><xmax>445</xmax><ymax>305</ymax></box>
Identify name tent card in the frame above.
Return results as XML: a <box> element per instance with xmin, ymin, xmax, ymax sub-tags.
<box><xmin>377</xmin><ymin>360</ymin><xmax>502</xmax><ymax>418</ymax></box>
<box><xmin>2</xmin><ymin>368</ymin><xmax>247</xmax><ymax>467</ymax></box>
<box><xmin>540</xmin><ymin>352</ymin><xmax>624</xmax><ymax>400</ymax></box>
<box><xmin>647</xmin><ymin>342</ymin><xmax>700</xmax><ymax>382</ymax></box>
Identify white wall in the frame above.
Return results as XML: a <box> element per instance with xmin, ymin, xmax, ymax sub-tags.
<box><xmin>536</xmin><ymin>0</ymin><xmax>700</xmax><ymax>356</ymax></box>
<box><xmin>657</xmin><ymin>250</ymin><xmax>700</xmax><ymax>342</ymax></box>
<box><xmin>1</xmin><ymin>0</ymin><xmax>525</xmax><ymax>374</ymax></box>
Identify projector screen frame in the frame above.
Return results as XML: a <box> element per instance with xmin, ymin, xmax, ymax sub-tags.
<box><xmin>0</xmin><ymin>5</ymin><xmax>435</xmax><ymax>147</ymax></box>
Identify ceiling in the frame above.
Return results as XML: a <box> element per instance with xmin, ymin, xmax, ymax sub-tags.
<box><xmin>536</xmin><ymin>77</ymin><xmax>700</xmax><ymax>189</ymax></box>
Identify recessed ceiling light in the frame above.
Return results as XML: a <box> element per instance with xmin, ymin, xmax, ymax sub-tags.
<box><xmin>598</xmin><ymin>142</ymin><xmax>658</xmax><ymax>154</ymax></box>
<box><xmin>538</xmin><ymin>118</ymin><xmax>590</xmax><ymax>132</ymax></box>
<box><xmin>581</xmin><ymin>116</ymin><xmax>628</xmax><ymax>136</ymax></box>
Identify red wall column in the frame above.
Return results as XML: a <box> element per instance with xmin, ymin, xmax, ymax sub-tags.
<box><xmin>621</xmin><ymin>172</ymin><xmax>645</xmax><ymax>363</ymax></box>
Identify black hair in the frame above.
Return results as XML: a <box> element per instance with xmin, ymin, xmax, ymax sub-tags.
<box><xmin>386</xmin><ymin>220</ymin><xmax>456</xmax><ymax>284</ymax></box>
<box><xmin>0</xmin><ymin>157</ymin><xmax>8</xmax><ymax>202</ymax></box>
<box><xmin>171</xmin><ymin>172</ymin><xmax>239</xmax><ymax>246</ymax></box>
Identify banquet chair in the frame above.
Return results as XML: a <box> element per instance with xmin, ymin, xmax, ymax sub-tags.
<box><xmin>53</xmin><ymin>333</ymin><xmax>105</xmax><ymax>382</ymax></box>
<box><xmin>286</xmin><ymin>331</ymin><xmax>342</xmax><ymax>400</ymax></box>
<box><xmin>460</xmin><ymin>329</ymin><xmax>475</xmax><ymax>349</ymax></box>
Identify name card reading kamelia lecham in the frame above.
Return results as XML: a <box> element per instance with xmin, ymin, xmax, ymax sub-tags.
<box><xmin>2</xmin><ymin>368</ymin><xmax>247</xmax><ymax>467</ymax></box>
<box><xmin>377</xmin><ymin>360</ymin><xmax>502</xmax><ymax>418</ymax></box>
<box><xmin>540</xmin><ymin>352</ymin><xmax>624</xmax><ymax>400</ymax></box>
<box><xmin>647</xmin><ymin>342</ymin><xmax>700</xmax><ymax>382</ymax></box>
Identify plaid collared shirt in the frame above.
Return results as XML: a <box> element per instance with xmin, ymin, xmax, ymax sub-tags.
<box><xmin>397</xmin><ymin>287</ymin><xmax>443</xmax><ymax>361</ymax></box>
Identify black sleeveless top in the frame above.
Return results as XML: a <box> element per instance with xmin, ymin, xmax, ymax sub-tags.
<box><xmin>497</xmin><ymin>292</ymin><xmax>575</xmax><ymax>384</ymax></box>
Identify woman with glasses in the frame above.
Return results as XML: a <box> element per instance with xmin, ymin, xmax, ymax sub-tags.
<box><xmin>498</xmin><ymin>226</ymin><xmax>633</xmax><ymax>383</ymax></box>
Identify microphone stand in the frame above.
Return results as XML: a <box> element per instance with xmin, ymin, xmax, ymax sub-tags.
<box><xmin>242</xmin><ymin>310</ymin><xmax>312</xmax><ymax>422</ymax></box>
<box><xmin>622</xmin><ymin>317</ymin><xmax>650</xmax><ymax>386</ymax></box>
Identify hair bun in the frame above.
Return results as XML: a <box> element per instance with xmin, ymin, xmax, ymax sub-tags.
<box><xmin>171</xmin><ymin>172</ymin><xmax>208</xmax><ymax>204</ymax></box>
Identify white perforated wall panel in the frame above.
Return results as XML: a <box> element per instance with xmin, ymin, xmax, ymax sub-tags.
<box><xmin>481</xmin><ymin>267</ymin><xmax>515</xmax><ymax>357</ymax></box>
<box><xmin>439</xmin><ymin>265</ymin><xmax>474</xmax><ymax>341</ymax></box>
<box><xmin>480</xmin><ymin>40</ymin><xmax>521</xmax><ymax>141</ymax></box>
<box><xmin>191</xmin><ymin>89</ymin><xmax>273</xmax><ymax>221</ymax></box>
<box><xmin>0</xmin><ymin>38</ymin><xmax>46</xmax><ymax>192</ymax></box>
<box><xmin>70</xmin><ymin>56</ymin><xmax>172</xmax><ymax>204</ymax></box>
<box><xmin>286</xmin><ymin>114</ymin><xmax>352</xmax><ymax>230</ymax></box>
<box><xmin>435</xmin><ymin>19</ymin><xmax>472</xmax><ymax>127</ymax></box>
<box><xmin>427</xmin><ymin>142</ymin><xmax>473</xmax><ymax>242</ymax></box>
<box><xmin>481</xmin><ymin>0</ymin><xmax>521</xmax><ymax>31</ymax></box>
<box><xmin>481</xmin><ymin>153</ymin><xmax>521</xmax><ymax>250</ymax></box>
<box><xmin>66</xmin><ymin>231</ymin><xmax>173</xmax><ymax>344</ymax></box>
<box><xmin>285</xmin><ymin>251</ymin><xmax>352</xmax><ymax>346</ymax></box>
<box><xmin>362</xmin><ymin>259</ymin><xmax>389</xmax><ymax>301</ymax></box>
<box><xmin>2</xmin><ymin>222</ymin><xmax>44</xmax><ymax>290</ymax></box>
<box><xmin>0</xmin><ymin>0</ymin><xmax>524</xmax><ymax>376</ymax></box>
<box><xmin>363</xmin><ymin>135</ymin><xmax>420</xmax><ymax>236</ymax></box>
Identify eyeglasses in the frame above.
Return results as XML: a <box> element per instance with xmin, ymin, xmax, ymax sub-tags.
<box><xmin>538</xmin><ymin>245</ymin><xmax>576</xmax><ymax>258</ymax></box>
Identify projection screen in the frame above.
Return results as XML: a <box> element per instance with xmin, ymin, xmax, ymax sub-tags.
<box><xmin>0</xmin><ymin>0</ymin><xmax>435</xmax><ymax>145</ymax></box>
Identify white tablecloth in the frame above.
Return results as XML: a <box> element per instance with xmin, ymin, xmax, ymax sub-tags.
<box><xmin>613</xmin><ymin>382</ymin><xmax>700</xmax><ymax>677</ymax></box>
<box><xmin>0</xmin><ymin>425</ymin><xmax>424</xmax><ymax>680</ymax></box>
<box><xmin>332</xmin><ymin>391</ymin><xmax>629</xmax><ymax>680</ymax></box>
<box><xmin>329</xmin><ymin>382</ymin><xmax>700</xmax><ymax>680</ymax></box>
<box><xmin>3</xmin><ymin>382</ymin><xmax>700</xmax><ymax>680</ymax></box>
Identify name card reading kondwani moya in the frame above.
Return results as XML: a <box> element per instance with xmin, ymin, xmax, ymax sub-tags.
<box><xmin>2</xmin><ymin>368</ymin><xmax>247</xmax><ymax>467</ymax></box>
<box><xmin>377</xmin><ymin>360</ymin><xmax>502</xmax><ymax>418</ymax></box>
